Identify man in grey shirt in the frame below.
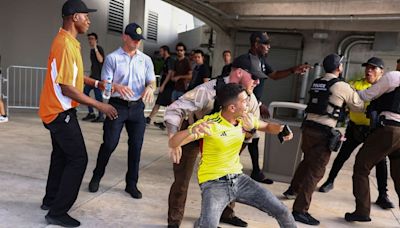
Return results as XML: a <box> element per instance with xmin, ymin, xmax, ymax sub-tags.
<box><xmin>345</xmin><ymin>71</ymin><xmax>400</xmax><ymax>222</ymax></box>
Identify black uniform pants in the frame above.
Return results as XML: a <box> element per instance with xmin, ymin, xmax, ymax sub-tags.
<box><xmin>42</xmin><ymin>109</ymin><xmax>88</xmax><ymax>216</ymax></box>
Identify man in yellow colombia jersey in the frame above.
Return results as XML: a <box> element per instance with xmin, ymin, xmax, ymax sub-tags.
<box><xmin>169</xmin><ymin>83</ymin><xmax>296</xmax><ymax>228</ymax></box>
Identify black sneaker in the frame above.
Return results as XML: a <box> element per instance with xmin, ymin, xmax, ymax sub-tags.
<box><xmin>167</xmin><ymin>225</ymin><xmax>179</xmax><ymax>228</ymax></box>
<box><xmin>145</xmin><ymin>117</ymin><xmax>151</xmax><ymax>124</ymax></box>
<box><xmin>40</xmin><ymin>204</ymin><xmax>51</xmax><ymax>210</ymax></box>
<box><xmin>91</xmin><ymin>116</ymin><xmax>105</xmax><ymax>123</ymax></box>
<box><xmin>318</xmin><ymin>181</ymin><xmax>334</xmax><ymax>193</ymax></box>
<box><xmin>82</xmin><ymin>113</ymin><xmax>96</xmax><ymax>121</ymax></box>
<box><xmin>125</xmin><ymin>186</ymin><xmax>142</xmax><ymax>199</ymax></box>
<box><xmin>292</xmin><ymin>211</ymin><xmax>320</xmax><ymax>225</ymax></box>
<box><xmin>283</xmin><ymin>188</ymin><xmax>297</xmax><ymax>199</ymax></box>
<box><xmin>220</xmin><ymin>216</ymin><xmax>248</xmax><ymax>227</ymax></box>
<box><xmin>250</xmin><ymin>171</ymin><xmax>274</xmax><ymax>184</ymax></box>
<box><xmin>344</xmin><ymin>212</ymin><xmax>371</xmax><ymax>222</ymax></box>
<box><xmin>45</xmin><ymin>213</ymin><xmax>81</xmax><ymax>227</ymax></box>
<box><xmin>376</xmin><ymin>195</ymin><xmax>395</xmax><ymax>209</ymax></box>
<box><xmin>153</xmin><ymin>121</ymin><xmax>166</xmax><ymax>130</ymax></box>
<box><xmin>88</xmin><ymin>176</ymin><xmax>101</xmax><ymax>193</ymax></box>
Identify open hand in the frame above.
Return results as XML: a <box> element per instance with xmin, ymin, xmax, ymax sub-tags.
<box><xmin>169</xmin><ymin>146</ymin><xmax>182</xmax><ymax>164</ymax></box>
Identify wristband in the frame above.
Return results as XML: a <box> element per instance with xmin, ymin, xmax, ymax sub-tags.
<box><xmin>188</xmin><ymin>125</ymin><xmax>194</xmax><ymax>135</ymax></box>
<box><xmin>94</xmin><ymin>80</ymin><xmax>99</xmax><ymax>88</ymax></box>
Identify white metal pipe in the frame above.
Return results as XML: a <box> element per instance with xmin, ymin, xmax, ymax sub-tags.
<box><xmin>337</xmin><ymin>35</ymin><xmax>374</xmax><ymax>55</ymax></box>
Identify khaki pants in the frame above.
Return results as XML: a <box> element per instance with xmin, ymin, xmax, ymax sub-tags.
<box><xmin>353</xmin><ymin>125</ymin><xmax>400</xmax><ymax>216</ymax></box>
<box><xmin>292</xmin><ymin>125</ymin><xmax>332</xmax><ymax>213</ymax></box>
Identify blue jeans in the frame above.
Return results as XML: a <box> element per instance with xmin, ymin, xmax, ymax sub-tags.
<box><xmin>195</xmin><ymin>174</ymin><xmax>296</xmax><ymax>228</ymax></box>
<box><xmin>83</xmin><ymin>85</ymin><xmax>103</xmax><ymax>117</ymax></box>
<box><xmin>171</xmin><ymin>90</ymin><xmax>184</xmax><ymax>102</ymax></box>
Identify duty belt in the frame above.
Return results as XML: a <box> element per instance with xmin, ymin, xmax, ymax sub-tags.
<box><xmin>110</xmin><ymin>97</ymin><xmax>142</xmax><ymax>107</ymax></box>
<box><xmin>302</xmin><ymin>120</ymin><xmax>332</xmax><ymax>133</ymax></box>
<box><xmin>380</xmin><ymin>118</ymin><xmax>400</xmax><ymax>127</ymax></box>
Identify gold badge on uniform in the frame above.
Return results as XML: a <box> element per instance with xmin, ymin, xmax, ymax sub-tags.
<box><xmin>136</xmin><ymin>27</ymin><xmax>142</xmax><ymax>35</ymax></box>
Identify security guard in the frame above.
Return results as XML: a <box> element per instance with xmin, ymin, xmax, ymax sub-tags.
<box><xmin>285</xmin><ymin>53</ymin><xmax>364</xmax><ymax>226</ymax></box>
<box><xmin>345</xmin><ymin>70</ymin><xmax>400</xmax><ymax>222</ymax></box>
<box><xmin>319</xmin><ymin>57</ymin><xmax>394</xmax><ymax>209</ymax></box>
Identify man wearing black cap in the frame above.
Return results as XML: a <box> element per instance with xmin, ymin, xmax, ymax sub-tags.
<box><xmin>345</xmin><ymin>69</ymin><xmax>400</xmax><ymax>222</ymax></box>
<box><xmin>284</xmin><ymin>53</ymin><xmax>364</xmax><ymax>226</ymax></box>
<box><xmin>39</xmin><ymin>0</ymin><xmax>119</xmax><ymax>227</ymax></box>
<box><xmin>245</xmin><ymin>31</ymin><xmax>310</xmax><ymax>185</ymax></box>
<box><xmin>88</xmin><ymin>22</ymin><xmax>156</xmax><ymax>199</ymax></box>
<box><xmin>164</xmin><ymin>54</ymin><xmax>268</xmax><ymax>227</ymax></box>
<box><xmin>319</xmin><ymin>57</ymin><xmax>394</xmax><ymax>209</ymax></box>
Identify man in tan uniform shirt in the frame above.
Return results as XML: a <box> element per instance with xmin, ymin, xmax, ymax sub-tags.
<box><xmin>288</xmin><ymin>54</ymin><xmax>364</xmax><ymax>226</ymax></box>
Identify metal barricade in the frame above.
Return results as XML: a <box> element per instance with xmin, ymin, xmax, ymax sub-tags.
<box><xmin>2</xmin><ymin>67</ymin><xmax>163</xmax><ymax>115</ymax></box>
<box><xmin>4</xmin><ymin>66</ymin><xmax>47</xmax><ymax>115</ymax></box>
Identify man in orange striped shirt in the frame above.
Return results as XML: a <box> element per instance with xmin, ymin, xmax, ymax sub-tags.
<box><xmin>38</xmin><ymin>0</ymin><xmax>118</xmax><ymax>227</ymax></box>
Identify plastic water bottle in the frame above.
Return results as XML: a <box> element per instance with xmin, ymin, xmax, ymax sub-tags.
<box><xmin>102</xmin><ymin>77</ymin><xmax>112</xmax><ymax>99</ymax></box>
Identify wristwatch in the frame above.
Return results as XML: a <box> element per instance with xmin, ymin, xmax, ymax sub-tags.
<box><xmin>244</xmin><ymin>128</ymin><xmax>256</xmax><ymax>134</ymax></box>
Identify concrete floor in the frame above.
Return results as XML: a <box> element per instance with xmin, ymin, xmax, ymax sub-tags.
<box><xmin>0</xmin><ymin>110</ymin><xmax>399</xmax><ymax>228</ymax></box>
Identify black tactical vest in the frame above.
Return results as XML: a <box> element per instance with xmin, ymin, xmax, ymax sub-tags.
<box><xmin>305</xmin><ymin>77</ymin><xmax>345</xmax><ymax>119</ymax></box>
<box><xmin>368</xmin><ymin>86</ymin><xmax>400</xmax><ymax>115</ymax></box>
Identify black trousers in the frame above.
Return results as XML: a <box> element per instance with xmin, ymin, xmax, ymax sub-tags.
<box><xmin>43</xmin><ymin>109</ymin><xmax>88</xmax><ymax>216</ymax></box>
<box><xmin>326</xmin><ymin>121</ymin><xmax>389</xmax><ymax>195</ymax></box>
<box><xmin>92</xmin><ymin>98</ymin><xmax>146</xmax><ymax>187</ymax></box>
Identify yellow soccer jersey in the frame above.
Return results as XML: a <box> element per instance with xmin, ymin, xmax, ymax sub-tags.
<box><xmin>349</xmin><ymin>79</ymin><xmax>371</xmax><ymax>126</ymax></box>
<box><xmin>190</xmin><ymin>111</ymin><xmax>259</xmax><ymax>184</ymax></box>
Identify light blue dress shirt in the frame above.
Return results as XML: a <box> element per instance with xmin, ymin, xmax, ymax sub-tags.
<box><xmin>102</xmin><ymin>47</ymin><xmax>155</xmax><ymax>101</ymax></box>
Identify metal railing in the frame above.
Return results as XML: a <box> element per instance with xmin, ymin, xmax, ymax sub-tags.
<box><xmin>1</xmin><ymin>66</ymin><xmax>165</xmax><ymax>115</ymax></box>
<box><xmin>4</xmin><ymin>65</ymin><xmax>47</xmax><ymax>115</ymax></box>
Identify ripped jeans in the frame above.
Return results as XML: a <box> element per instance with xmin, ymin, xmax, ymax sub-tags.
<box><xmin>194</xmin><ymin>174</ymin><xmax>296</xmax><ymax>228</ymax></box>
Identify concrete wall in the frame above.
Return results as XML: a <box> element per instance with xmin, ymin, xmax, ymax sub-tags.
<box><xmin>0</xmin><ymin>0</ymin><xmax>134</xmax><ymax>72</ymax></box>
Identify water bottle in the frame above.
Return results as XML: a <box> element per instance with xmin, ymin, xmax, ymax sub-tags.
<box><xmin>102</xmin><ymin>77</ymin><xmax>112</xmax><ymax>99</ymax></box>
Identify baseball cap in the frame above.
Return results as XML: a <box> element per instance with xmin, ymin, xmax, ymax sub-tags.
<box><xmin>231</xmin><ymin>54</ymin><xmax>268</xmax><ymax>79</ymax></box>
<box><xmin>62</xmin><ymin>0</ymin><xmax>96</xmax><ymax>17</ymax></box>
<box><xmin>250</xmin><ymin>31</ymin><xmax>271</xmax><ymax>44</ymax></box>
<box><xmin>362</xmin><ymin>57</ymin><xmax>384</xmax><ymax>69</ymax></box>
<box><xmin>124</xmin><ymin>23</ymin><xmax>145</xmax><ymax>40</ymax></box>
<box><xmin>323</xmin><ymin>53</ymin><xmax>344</xmax><ymax>73</ymax></box>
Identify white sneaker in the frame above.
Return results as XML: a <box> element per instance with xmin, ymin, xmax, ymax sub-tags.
<box><xmin>0</xmin><ymin>116</ymin><xmax>8</xmax><ymax>123</ymax></box>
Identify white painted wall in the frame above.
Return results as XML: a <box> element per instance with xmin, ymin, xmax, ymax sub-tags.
<box><xmin>0</xmin><ymin>0</ymin><xmax>133</xmax><ymax>72</ymax></box>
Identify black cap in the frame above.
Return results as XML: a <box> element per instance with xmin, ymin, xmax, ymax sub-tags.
<box><xmin>124</xmin><ymin>23</ymin><xmax>145</xmax><ymax>40</ymax></box>
<box><xmin>362</xmin><ymin>57</ymin><xmax>384</xmax><ymax>69</ymax></box>
<box><xmin>323</xmin><ymin>54</ymin><xmax>343</xmax><ymax>73</ymax></box>
<box><xmin>250</xmin><ymin>31</ymin><xmax>270</xmax><ymax>44</ymax></box>
<box><xmin>231</xmin><ymin>54</ymin><xmax>268</xmax><ymax>79</ymax></box>
<box><xmin>62</xmin><ymin>0</ymin><xmax>96</xmax><ymax>17</ymax></box>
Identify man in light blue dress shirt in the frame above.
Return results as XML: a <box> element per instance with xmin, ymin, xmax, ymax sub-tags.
<box><xmin>88</xmin><ymin>22</ymin><xmax>156</xmax><ymax>199</ymax></box>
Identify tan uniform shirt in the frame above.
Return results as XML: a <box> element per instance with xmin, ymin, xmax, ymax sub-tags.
<box><xmin>164</xmin><ymin>77</ymin><xmax>260</xmax><ymax>133</ymax></box>
<box><xmin>306</xmin><ymin>73</ymin><xmax>364</xmax><ymax>128</ymax></box>
<box><xmin>358</xmin><ymin>71</ymin><xmax>400</xmax><ymax>122</ymax></box>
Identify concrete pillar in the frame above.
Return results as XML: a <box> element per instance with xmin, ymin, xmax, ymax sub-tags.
<box><xmin>212</xmin><ymin>29</ymin><xmax>235</xmax><ymax>76</ymax></box>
